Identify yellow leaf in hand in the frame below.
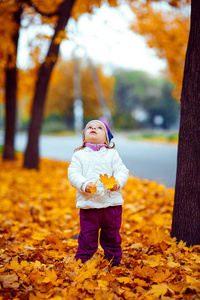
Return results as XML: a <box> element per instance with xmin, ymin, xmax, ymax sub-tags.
<box><xmin>91</xmin><ymin>181</ymin><xmax>97</xmax><ymax>194</ymax></box>
<box><xmin>99</xmin><ymin>174</ymin><xmax>118</xmax><ymax>190</ymax></box>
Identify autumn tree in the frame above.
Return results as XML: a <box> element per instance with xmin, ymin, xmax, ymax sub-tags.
<box><xmin>23</xmin><ymin>0</ymin><xmax>76</xmax><ymax>169</ymax></box>
<box><xmin>44</xmin><ymin>59</ymin><xmax>115</xmax><ymax>123</ymax></box>
<box><xmin>0</xmin><ymin>0</ymin><xmax>67</xmax><ymax>160</ymax></box>
<box><xmin>130</xmin><ymin>0</ymin><xmax>190</xmax><ymax>99</ymax></box>
<box><xmin>23</xmin><ymin>0</ymin><xmax>119</xmax><ymax>169</ymax></box>
<box><xmin>171</xmin><ymin>0</ymin><xmax>200</xmax><ymax>246</ymax></box>
<box><xmin>0</xmin><ymin>3</ymin><xmax>22</xmax><ymax>159</ymax></box>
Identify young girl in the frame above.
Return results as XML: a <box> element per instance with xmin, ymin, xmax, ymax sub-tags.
<box><xmin>68</xmin><ymin>120</ymin><xmax>129</xmax><ymax>266</ymax></box>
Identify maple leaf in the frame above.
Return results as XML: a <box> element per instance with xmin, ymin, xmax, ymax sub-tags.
<box><xmin>117</xmin><ymin>277</ymin><xmax>133</xmax><ymax>284</ymax></box>
<box><xmin>99</xmin><ymin>174</ymin><xmax>118</xmax><ymax>190</ymax></box>
<box><xmin>43</xmin><ymin>268</ymin><xmax>57</xmax><ymax>284</ymax></box>
<box><xmin>8</xmin><ymin>260</ymin><xmax>20</xmax><ymax>270</ymax></box>
<box><xmin>178</xmin><ymin>240</ymin><xmax>188</xmax><ymax>250</ymax></box>
<box><xmin>146</xmin><ymin>284</ymin><xmax>168</xmax><ymax>297</ymax></box>
<box><xmin>150</xmin><ymin>227</ymin><xmax>168</xmax><ymax>245</ymax></box>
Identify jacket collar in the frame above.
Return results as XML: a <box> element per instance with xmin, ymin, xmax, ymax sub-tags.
<box><xmin>85</xmin><ymin>143</ymin><xmax>108</xmax><ymax>151</ymax></box>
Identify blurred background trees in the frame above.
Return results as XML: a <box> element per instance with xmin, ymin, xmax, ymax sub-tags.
<box><xmin>113</xmin><ymin>70</ymin><xmax>179</xmax><ymax>130</ymax></box>
<box><xmin>0</xmin><ymin>0</ymin><xmax>190</xmax><ymax>167</ymax></box>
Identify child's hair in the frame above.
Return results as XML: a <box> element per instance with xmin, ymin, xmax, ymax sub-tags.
<box><xmin>75</xmin><ymin>141</ymin><xmax>115</xmax><ymax>152</ymax></box>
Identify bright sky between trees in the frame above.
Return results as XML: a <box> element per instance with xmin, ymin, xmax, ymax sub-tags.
<box><xmin>18</xmin><ymin>3</ymin><xmax>167</xmax><ymax>75</ymax></box>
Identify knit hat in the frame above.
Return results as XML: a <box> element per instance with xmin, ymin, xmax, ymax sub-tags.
<box><xmin>82</xmin><ymin>120</ymin><xmax>114</xmax><ymax>144</ymax></box>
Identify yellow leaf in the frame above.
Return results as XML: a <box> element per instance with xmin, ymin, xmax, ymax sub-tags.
<box><xmin>133</xmin><ymin>278</ymin><xmax>149</xmax><ymax>287</ymax></box>
<box><xmin>186</xmin><ymin>275</ymin><xmax>200</xmax><ymax>286</ymax></box>
<box><xmin>178</xmin><ymin>240</ymin><xmax>188</xmax><ymax>250</ymax></box>
<box><xmin>33</xmin><ymin>260</ymin><xmax>42</xmax><ymax>269</ymax></box>
<box><xmin>167</xmin><ymin>261</ymin><xmax>180</xmax><ymax>268</ymax></box>
<box><xmin>8</xmin><ymin>260</ymin><xmax>20</xmax><ymax>270</ymax></box>
<box><xmin>97</xmin><ymin>280</ymin><xmax>109</xmax><ymax>289</ymax></box>
<box><xmin>117</xmin><ymin>277</ymin><xmax>133</xmax><ymax>284</ymax></box>
<box><xmin>147</xmin><ymin>284</ymin><xmax>168</xmax><ymax>297</ymax></box>
<box><xmin>130</xmin><ymin>242</ymin><xmax>143</xmax><ymax>250</ymax></box>
<box><xmin>143</xmin><ymin>260</ymin><xmax>160</xmax><ymax>268</ymax></box>
<box><xmin>91</xmin><ymin>181</ymin><xmax>97</xmax><ymax>194</ymax></box>
<box><xmin>31</xmin><ymin>232</ymin><xmax>47</xmax><ymax>241</ymax></box>
<box><xmin>191</xmin><ymin>254</ymin><xmax>200</xmax><ymax>263</ymax></box>
<box><xmin>20</xmin><ymin>261</ymin><xmax>30</xmax><ymax>268</ymax></box>
<box><xmin>43</xmin><ymin>268</ymin><xmax>57</xmax><ymax>284</ymax></box>
<box><xmin>99</xmin><ymin>174</ymin><xmax>118</xmax><ymax>190</ymax></box>
<box><xmin>150</xmin><ymin>227</ymin><xmax>168</xmax><ymax>245</ymax></box>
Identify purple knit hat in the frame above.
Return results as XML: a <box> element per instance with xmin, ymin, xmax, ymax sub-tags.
<box><xmin>82</xmin><ymin>120</ymin><xmax>114</xmax><ymax>144</ymax></box>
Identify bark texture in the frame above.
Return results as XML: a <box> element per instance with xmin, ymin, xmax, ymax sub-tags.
<box><xmin>3</xmin><ymin>7</ymin><xmax>22</xmax><ymax>160</ymax></box>
<box><xmin>171</xmin><ymin>0</ymin><xmax>200</xmax><ymax>246</ymax></box>
<box><xmin>23</xmin><ymin>0</ymin><xmax>75</xmax><ymax>169</ymax></box>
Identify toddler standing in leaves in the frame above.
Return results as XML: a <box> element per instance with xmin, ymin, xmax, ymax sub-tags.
<box><xmin>68</xmin><ymin>119</ymin><xmax>129</xmax><ymax>266</ymax></box>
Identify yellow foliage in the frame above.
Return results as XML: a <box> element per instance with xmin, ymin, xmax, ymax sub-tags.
<box><xmin>44</xmin><ymin>59</ymin><xmax>115</xmax><ymax>119</ymax></box>
<box><xmin>0</xmin><ymin>154</ymin><xmax>200</xmax><ymax>299</ymax></box>
<box><xmin>130</xmin><ymin>1</ymin><xmax>190</xmax><ymax>100</ymax></box>
<box><xmin>30</xmin><ymin>0</ymin><xmax>64</xmax><ymax>15</ymax></box>
<box><xmin>0</xmin><ymin>3</ymin><xmax>19</xmax><ymax>68</ymax></box>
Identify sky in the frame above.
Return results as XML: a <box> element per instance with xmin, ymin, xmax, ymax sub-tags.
<box><xmin>18</xmin><ymin>3</ymin><xmax>167</xmax><ymax>76</ymax></box>
<box><xmin>61</xmin><ymin>3</ymin><xmax>167</xmax><ymax>75</ymax></box>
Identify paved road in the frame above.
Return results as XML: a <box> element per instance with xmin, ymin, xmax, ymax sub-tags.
<box><xmin>1</xmin><ymin>132</ymin><xmax>178</xmax><ymax>188</ymax></box>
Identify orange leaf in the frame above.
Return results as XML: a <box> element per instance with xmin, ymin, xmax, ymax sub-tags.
<box><xmin>91</xmin><ymin>181</ymin><xmax>97</xmax><ymax>194</ymax></box>
<box><xmin>147</xmin><ymin>284</ymin><xmax>168</xmax><ymax>297</ymax></box>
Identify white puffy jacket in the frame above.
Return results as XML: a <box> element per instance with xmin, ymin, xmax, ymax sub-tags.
<box><xmin>68</xmin><ymin>147</ymin><xmax>129</xmax><ymax>209</ymax></box>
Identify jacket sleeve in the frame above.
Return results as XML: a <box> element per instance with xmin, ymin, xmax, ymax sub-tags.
<box><xmin>68</xmin><ymin>152</ymin><xmax>90</xmax><ymax>191</ymax></box>
<box><xmin>112</xmin><ymin>150</ymin><xmax>129</xmax><ymax>188</ymax></box>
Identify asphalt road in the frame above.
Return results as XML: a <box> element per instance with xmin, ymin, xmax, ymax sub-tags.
<box><xmin>1</xmin><ymin>132</ymin><xmax>178</xmax><ymax>188</ymax></box>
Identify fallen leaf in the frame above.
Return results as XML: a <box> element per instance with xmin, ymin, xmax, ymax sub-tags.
<box><xmin>0</xmin><ymin>273</ymin><xmax>19</xmax><ymax>288</ymax></box>
<box><xmin>147</xmin><ymin>284</ymin><xmax>168</xmax><ymax>297</ymax></box>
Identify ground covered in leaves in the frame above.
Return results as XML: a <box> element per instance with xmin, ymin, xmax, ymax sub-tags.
<box><xmin>0</xmin><ymin>155</ymin><xmax>200</xmax><ymax>300</ymax></box>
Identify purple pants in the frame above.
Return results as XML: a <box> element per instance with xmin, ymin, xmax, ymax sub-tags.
<box><xmin>75</xmin><ymin>205</ymin><xmax>122</xmax><ymax>265</ymax></box>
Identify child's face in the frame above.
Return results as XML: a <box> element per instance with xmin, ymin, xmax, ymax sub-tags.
<box><xmin>84</xmin><ymin>121</ymin><xmax>107</xmax><ymax>144</ymax></box>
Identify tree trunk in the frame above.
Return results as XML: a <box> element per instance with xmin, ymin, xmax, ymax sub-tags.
<box><xmin>171</xmin><ymin>0</ymin><xmax>200</xmax><ymax>246</ymax></box>
<box><xmin>23</xmin><ymin>0</ymin><xmax>75</xmax><ymax>169</ymax></box>
<box><xmin>3</xmin><ymin>7</ymin><xmax>22</xmax><ymax>160</ymax></box>
<box><xmin>73</xmin><ymin>55</ymin><xmax>84</xmax><ymax>134</ymax></box>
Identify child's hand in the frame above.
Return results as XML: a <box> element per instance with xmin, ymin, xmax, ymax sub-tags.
<box><xmin>86</xmin><ymin>182</ymin><xmax>95</xmax><ymax>193</ymax></box>
<box><xmin>109</xmin><ymin>184</ymin><xmax>118</xmax><ymax>191</ymax></box>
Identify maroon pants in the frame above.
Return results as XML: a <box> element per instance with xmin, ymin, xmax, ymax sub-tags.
<box><xmin>75</xmin><ymin>205</ymin><xmax>122</xmax><ymax>265</ymax></box>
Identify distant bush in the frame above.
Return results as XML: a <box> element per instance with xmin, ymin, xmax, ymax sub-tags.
<box><xmin>42</xmin><ymin>120</ymin><xmax>68</xmax><ymax>134</ymax></box>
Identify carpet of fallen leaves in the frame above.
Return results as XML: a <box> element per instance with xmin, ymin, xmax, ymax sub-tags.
<box><xmin>0</xmin><ymin>155</ymin><xmax>200</xmax><ymax>300</ymax></box>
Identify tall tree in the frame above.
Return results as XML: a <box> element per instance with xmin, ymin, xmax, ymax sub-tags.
<box><xmin>171</xmin><ymin>0</ymin><xmax>200</xmax><ymax>246</ymax></box>
<box><xmin>2</xmin><ymin>4</ymin><xmax>22</xmax><ymax>159</ymax></box>
<box><xmin>23</xmin><ymin>0</ymin><xmax>119</xmax><ymax>169</ymax></box>
<box><xmin>1</xmin><ymin>0</ymin><xmax>65</xmax><ymax>160</ymax></box>
<box><xmin>23</xmin><ymin>0</ymin><xmax>75</xmax><ymax>169</ymax></box>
